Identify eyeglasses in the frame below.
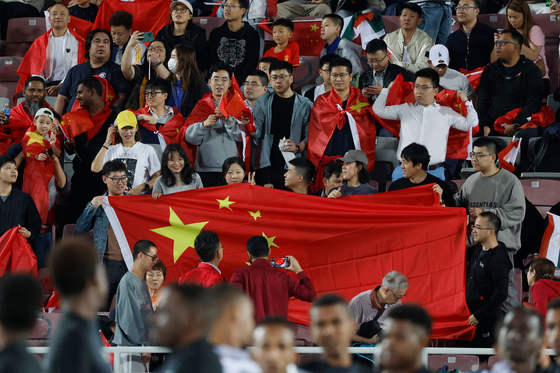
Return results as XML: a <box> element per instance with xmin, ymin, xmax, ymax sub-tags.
<box><xmin>148</xmin><ymin>46</ymin><xmax>165</xmax><ymax>53</ymax></box>
<box><xmin>389</xmin><ymin>289</ymin><xmax>405</xmax><ymax>301</ymax></box>
<box><xmin>469</xmin><ymin>152</ymin><xmax>494</xmax><ymax>160</ymax></box>
<box><xmin>270</xmin><ymin>74</ymin><xmax>291</xmax><ymax>81</ymax></box>
<box><xmin>414</xmin><ymin>85</ymin><xmax>434</xmax><ymax>92</ymax></box>
<box><xmin>368</xmin><ymin>54</ymin><xmax>387</xmax><ymax>65</ymax></box>
<box><xmin>211</xmin><ymin>77</ymin><xmax>230</xmax><ymax>84</ymax></box>
<box><xmin>106</xmin><ymin>176</ymin><xmax>127</xmax><ymax>184</ymax></box>
<box><xmin>222</xmin><ymin>3</ymin><xmax>240</xmax><ymax>9</ymax></box>
<box><xmin>455</xmin><ymin>5</ymin><xmax>476</xmax><ymax>11</ymax></box>
<box><xmin>243</xmin><ymin>82</ymin><xmax>262</xmax><ymax>88</ymax></box>
<box><xmin>144</xmin><ymin>253</ymin><xmax>158</xmax><ymax>262</ymax></box>
<box><xmin>331</xmin><ymin>73</ymin><xmax>350</xmax><ymax>79</ymax></box>
<box><xmin>473</xmin><ymin>225</ymin><xmax>493</xmax><ymax>231</ymax></box>
<box><xmin>494</xmin><ymin>40</ymin><xmax>518</xmax><ymax>47</ymax></box>
<box><xmin>172</xmin><ymin>7</ymin><xmax>189</xmax><ymax>13</ymax></box>
<box><xmin>145</xmin><ymin>91</ymin><xmax>163</xmax><ymax>97</ymax></box>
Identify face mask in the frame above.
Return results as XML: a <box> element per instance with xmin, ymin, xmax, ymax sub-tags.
<box><xmin>167</xmin><ymin>58</ymin><xmax>178</xmax><ymax>73</ymax></box>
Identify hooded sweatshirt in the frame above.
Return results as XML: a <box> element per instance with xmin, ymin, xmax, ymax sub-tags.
<box><xmin>531</xmin><ymin>279</ymin><xmax>560</xmax><ymax>318</ymax></box>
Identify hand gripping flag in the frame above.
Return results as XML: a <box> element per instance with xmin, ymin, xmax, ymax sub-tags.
<box><xmin>135</xmin><ymin>106</ymin><xmax>186</xmax><ymax>148</ymax></box>
<box><xmin>493</xmin><ymin>106</ymin><xmax>556</xmax><ymax>134</ymax></box>
<box><xmin>0</xmin><ymin>227</ymin><xmax>38</xmax><ymax>277</ymax></box>
<box><xmin>497</xmin><ymin>137</ymin><xmax>521</xmax><ymax>173</ymax></box>
<box><xmin>0</xmin><ymin>100</ymin><xmax>53</xmax><ymax>149</ymax></box>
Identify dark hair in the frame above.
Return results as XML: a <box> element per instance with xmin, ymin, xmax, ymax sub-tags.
<box><xmin>272</xmin><ymin>18</ymin><xmax>294</xmax><ymax>32</ymax></box>
<box><xmin>323</xmin><ymin>161</ymin><xmax>342</xmax><ymax>180</ymax></box>
<box><xmin>247</xmin><ymin>70</ymin><xmax>269</xmax><ymax>87</ymax></box>
<box><xmin>366</xmin><ymin>39</ymin><xmax>388</xmax><ymax>55</ymax></box>
<box><xmin>146</xmin><ymin>77</ymin><xmax>172</xmax><ymax>95</ymax></box>
<box><xmin>172</xmin><ymin>44</ymin><xmax>204</xmax><ymax>90</ymax></box>
<box><xmin>496</xmin><ymin>306</ymin><xmax>544</xmax><ymax>338</ymax></box>
<box><xmin>270</xmin><ymin>60</ymin><xmax>294</xmax><ymax>76</ymax></box>
<box><xmin>323</xmin><ymin>14</ymin><xmax>344</xmax><ymax>30</ymax></box>
<box><xmin>167</xmin><ymin>284</ymin><xmax>217</xmax><ymax>332</ymax></box>
<box><xmin>52</xmin><ymin>110</ymin><xmax>62</xmax><ymax>123</ymax></box>
<box><xmin>479</xmin><ymin>211</ymin><xmax>502</xmax><ymax>233</ymax></box>
<box><xmin>259</xmin><ymin>56</ymin><xmax>279</xmax><ymax>65</ymax></box>
<box><xmin>147</xmin><ymin>259</ymin><xmax>167</xmax><ymax>281</ymax></box>
<box><xmin>0</xmin><ymin>155</ymin><xmax>15</xmax><ymax>169</ymax></box>
<box><xmin>386</xmin><ymin>304</ymin><xmax>433</xmax><ymax>336</ymax></box>
<box><xmin>108</xmin><ymin>10</ymin><xmax>133</xmax><ymax>30</ymax></box>
<box><xmin>77</xmin><ymin>76</ymin><xmax>103</xmax><ymax>97</ymax></box>
<box><xmin>257</xmin><ymin>316</ymin><xmax>296</xmax><ymax>333</ymax></box>
<box><xmin>319</xmin><ymin>53</ymin><xmax>339</xmax><ymax>69</ymax></box>
<box><xmin>102</xmin><ymin>159</ymin><xmax>127</xmax><ymax>177</ymax></box>
<box><xmin>355</xmin><ymin>161</ymin><xmax>370</xmax><ymax>184</ymax></box>
<box><xmin>141</xmin><ymin>41</ymin><xmax>167</xmax><ymax>80</ymax></box>
<box><xmin>471</xmin><ymin>0</ymin><xmax>481</xmax><ymax>8</ymax></box>
<box><xmin>24</xmin><ymin>76</ymin><xmax>46</xmax><ymax>90</ymax></box>
<box><xmin>209</xmin><ymin>61</ymin><xmax>233</xmax><ymax>80</ymax></box>
<box><xmin>115</xmin><ymin>125</ymin><xmax>141</xmax><ymax>144</ymax></box>
<box><xmin>311</xmin><ymin>294</ymin><xmax>351</xmax><ymax>316</ymax></box>
<box><xmin>500</xmin><ymin>28</ymin><xmax>524</xmax><ymax>48</ymax></box>
<box><xmin>329</xmin><ymin>57</ymin><xmax>353</xmax><ymax>75</ymax></box>
<box><xmin>226</xmin><ymin>0</ymin><xmax>249</xmax><ymax>10</ymax></box>
<box><xmin>401</xmin><ymin>3</ymin><xmax>423</xmax><ymax>17</ymax></box>
<box><xmin>401</xmin><ymin>143</ymin><xmax>430</xmax><ymax>171</ymax></box>
<box><xmin>289</xmin><ymin>157</ymin><xmax>315</xmax><ymax>185</ymax></box>
<box><xmin>529</xmin><ymin>258</ymin><xmax>556</xmax><ymax>282</ymax></box>
<box><xmin>472</xmin><ymin>137</ymin><xmax>498</xmax><ymax>155</ymax></box>
<box><xmin>161</xmin><ymin>144</ymin><xmax>195</xmax><ymax>187</ymax></box>
<box><xmin>133</xmin><ymin>239</ymin><xmax>156</xmax><ymax>261</ymax></box>
<box><xmin>415</xmin><ymin>68</ymin><xmax>439</xmax><ymax>89</ymax></box>
<box><xmin>85</xmin><ymin>29</ymin><xmax>113</xmax><ymax>59</ymax></box>
<box><xmin>212</xmin><ymin>284</ymin><xmax>247</xmax><ymax>318</ymax></box>
<box><xmin>222</xmin><ymin>156</ymin><xmax>246</xmax><ymax>177</ymax></box>
<box><xmin>0</xmin><ymin>275</ymin><xmax>42</xmax><ymax>332</ymax></box>
<box><xmin>247</xmin><ymin>236</ymin><xmax>269</xmax><ymax>258</ymax></box>
<box><xmin>194</xmin><ymin>231</ymin><xmax>221</xmax><ymax>263</ymax></box>
<box><xmin>48</xmin><ymin>238</ymin><xmax>98</xmax><ymax>297</ymax></box>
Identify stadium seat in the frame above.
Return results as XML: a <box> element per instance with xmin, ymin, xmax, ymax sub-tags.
<box><xmin>62</xmin><ymin>223</ymin><xmax>94</xmax><ymax>244</ymax></box>
<box><xmin>460</xmin><ymin>167</ymin><xmax>475</xmax><ymax>179</ymax></box>
<box><xmin>451</xmin><ymin>179</ymin><xmax>466</xmax><ymax>190</ymax></box>
<box><xmin>3</xmin><ymin>43</ymin><xmax>32</xmax><ymax>57</ymax></box>
<box><xmin>521</xmin><ymin>172</ymin><xmax>560</xmax><ymax>181</ymax></box>
<box><xmin>533</xmin><ymin>14</ymin><xmax>560</xmax><ymax>91</ymax></box>
<box><xmin>192</xmin><ymin>17</ymin><xmax>226</xmax><ymax>40</ymax></box>
<box><xmin>369</xmin><ymin>180</ymin><xmax>379</xmax><ymax>190</ymax></box>
<box><xmin>381</xmin><ymin>15</ymin><xmax>400</xmax><ymax>34</ymax></box>
<box><xmin>477</xmin><ymin>14</ymin><xmax>507</xmax><ymax>29</ymax></box>
<box><xmin>294</xmin><ymin>56</ymin><xmax>320</xmax><ymax>92</ymax></box>
<box><xmin>0</xmin><ymin>56</ymin><xmax>22</xmax><ymax>103</ymax></box>
<box><xmin>427</xmin><ymin>355</ymin><xmax>480</xmax><ymax>372</ymax></box>
<box><xmin>375</xmin><ymin>137</ymin><xmax>399</xmax><ymax>170</ymax></box>
<box><xmin>547</xmin><ymin>94</ymin><xmax>560</xmax><ymax>115</ymax></box>
<box><xmin>488</xmin><ymin>356</ymin><xmax>500</xmax><ymax>369</ymax></box>
<box><xmin>514</xmin><ymin>268</ymin><xmax>523</xmax><ymax>304</ymax></box>
<box><xmin>297</xmin><ymin>354</ymin><xmax>321</xmax><ymax>367</ymax></box>
<box><xmin>27</xmin><ymin>312</ymin><xmax>63</xmax><ymax>339</ymax></box>
<box><xmin>5</xmin><ymin>17</ymin><xmax>45</xmax><ymax>43</ymax></box>
<box><xmin>521</xmin><ymin>179</ymin><xmax>560</xmax><ymax>217</ymax></box>
<box><xmin>386</xmin><ymin>180</ymin><xmax>392</xmax><ymax>191</ymax></box>
<box><xmin>0</xmin><ymin>97</ymin><xmax>9</xmax><ymax>109</ymax></box>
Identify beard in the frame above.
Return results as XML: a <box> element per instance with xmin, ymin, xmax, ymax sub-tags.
<box><xmin>24</xmin><ymin>100</ymin><xmax>42</xmax><ymax>117</ymax></box>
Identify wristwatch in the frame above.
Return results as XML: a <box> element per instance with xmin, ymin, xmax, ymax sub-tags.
<box><xmin>154</xmin><ymin>61</ymin><xmax>162</xmax><ymax>68</ymax></box>
<box><xmin>143</xmin><ymin>183</ymin><xmax>150</xmax><ymax>191</ymax></box>
<box><xmin>295</xmin><ymin>145</ymin><xmax>301</xmax><ymax>154</ymax></box>
<box><xmin>513</xmin><ymin>123</ymin><xmax>522</xmax><ymax>130</ymax></box>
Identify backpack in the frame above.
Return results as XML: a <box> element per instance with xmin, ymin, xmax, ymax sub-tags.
<box><xmin>531</xmin><ymin>122</ymin><xmax>560</xmax><ymax>172</ymax></box>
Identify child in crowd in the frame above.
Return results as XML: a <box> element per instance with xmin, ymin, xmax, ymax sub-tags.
<box><xmin>263</xmin><ymin>19</ymin><xmax>300</xmax><ymax>68</ymax></box>
<box><xmin>69</xmin><ymin>0</ymin><xmax>99</xmax><ymax>23</ymax></box>
<box><xmin>258</xmin><ymin>57</ymin><xmax>277</xmax><ymax>91</ymax></box>
<box><xmin>320</xmin><ymin>14</ymin><xmax>363</xmax><ymax>77</ymax></box>
<box><xmin>152</xmin><ymin>144</ymin><xmax>203</xmax><ymax>199</ymax></box>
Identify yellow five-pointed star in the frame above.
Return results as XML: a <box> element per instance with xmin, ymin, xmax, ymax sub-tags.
<box><xmin>151</xmin><ymin>207</ymin><xmax>209</xmax><ymax>263</ymax></box>
<box><xmin>248</xmin><ymin>210</ymin><xmax>261</xmax><ymax>221</ymax></box>
<box><xmin>25</xmin><ymin>152</ymin><xmax>31</xmax><ymax>158</ymax></box>
<box><xmin>25</xmin><ymin>131</ymin><xmax>45</xmax><ymax>146</ymax></box>
<box><xmin>107</xmin><ymin>94</ymin><xmax>114</xmax><ymax>101</ymax></box>
<box><xmin>349</xmin><ymin>98</ymin><xmax>370</xmax><ymax>114</ymax></box>
<box><xmin>310</xmin><ymin>23</ymin><xmax>319</xmax><ymax>32</ymax></box>
<box><xmin>217</xmin><ymin>196</ymin><xmax>236</xmax><ymax>211</ymax></box>
<box><xmin>262</xmin><ymin>232</ymin><xmax>278</xmax><ymax>248</ymax></box>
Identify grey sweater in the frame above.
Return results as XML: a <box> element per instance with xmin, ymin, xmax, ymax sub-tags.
<box><xmin>153</xmin><ymin>173</ymin><xmax>204</xmax><ymax>194</ymax></box>
<box><xmin>455</xmin><ymin>169</ymin><xmax>525</xmax><ymax>251</ymax></box>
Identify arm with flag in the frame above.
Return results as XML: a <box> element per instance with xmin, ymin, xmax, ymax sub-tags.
<box><xmin>493</xmin><ymin>106</ymin><xmax>556</xmax><ymax>135</ymax></box>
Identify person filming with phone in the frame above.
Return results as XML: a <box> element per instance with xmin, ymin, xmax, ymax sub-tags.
<box><xmin>231</xmin><ymin>236</ymin><xmax>317</xmax><ymax>322</ymax></box>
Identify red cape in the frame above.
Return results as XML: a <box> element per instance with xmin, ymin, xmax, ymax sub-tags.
<box><xmin>135</xmin><ymin>106</ymin><xmax>187</xmax><ymax>147</ymax></box>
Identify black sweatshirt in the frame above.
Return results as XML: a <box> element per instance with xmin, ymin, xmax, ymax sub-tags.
<box><xmin>0</xmin><ymin>188</ymin><xmax>41</xmax><ymax>243</ymax></box>
<box><xmin>465</xmin><ymin>242</ymin><xmax>512</xmax><ymax>322</ymax></box>
<box><xmin>156</xmin><ymin>23</ymin><xmax>209</xmax><ymax>73</ymax></box>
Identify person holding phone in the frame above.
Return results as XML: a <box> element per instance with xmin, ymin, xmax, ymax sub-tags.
<box><xmin>108</xmin><ymin>11</ymin><xmax>146</xmax><ymax>66</ymax></box>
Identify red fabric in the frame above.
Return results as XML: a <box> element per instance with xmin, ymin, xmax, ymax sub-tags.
<box><xmin>1</xmin><ymin>101</ymin><xmax>53</xmax><ymax>147</ymax></box>
<box><xmin>70</xmin><ymin>76</ymin><xmax>117</xmax><ymax>113</ymax></box>
<box><xmin>15</xmin><ymin>29</ymin><xmax>86</xmax><ymax>104</ymax></box>
<box><xmin>104</xmin><ymin>183</ymin><xmax>474</xmax><ymax>339</ymax></box>
<box><xmin>134</xmin><ymin>107</ymin><xmax>186</xmax><ymax>146</ymax></box>
<box><xmin>179</xmin><ymin>93</ymin><xmax>216</xmax><ymax>167</ymax></box>
<box><xmin>259</xmin><ymin>20</ymin><xmax>323</xmax><ymax>56</ymax></box>
<box><xmin>67</xmin><ymin>16</ymin><xmax>93</xmax><ymax>41</ymax></box>
<box><xmin>45</xmin><ymin>291</ymin><xmax>59</xmax><ymax>311</ymax></box>
<box><xmin>497</xmin><ymin>138</ymin><xmax>520</xmax><ymax>173</ymax></box>
<box><xmin>178</xmin><ymin>262</ymin><xmax>226</xmax><ymax>287</ymax></box>
<box><xmin>530</xmin><ymin>279</ymin><xmax>560</xmax><ymax>318</ymax></box>
<box><xmin>60</xmin><ymin>108</ymin><xmax>95</xmax><ymax>141</ymax></box>
<box><xmin>458</xmin><ymin>66</ymin><xmax>485</xmax><ymax>93</ymax></box>
<box><xmin>307</xmin><ymin>86</ymin><xmax>377</xmax><ymax>172</ymax></box>
<box><xmin>312</xmin><ymin>155</ymin><xmax>342</xmax><ymax>193</ymax></box>
<box><xmin>0</xmin><ymin>133</ymin><xmax>11</xmax><ymax>155</ymax></box>
<box><xmin>263</xmin><ymin>43</ymin><xmax>300</xmax><ymax>67</ymax></box>
<box><xmin>0</xmin><ymin>227</ymin><xmax>38</xmax><ymax>277</ymax></box>
<box><xmin>230</xmin><ymin>258</ymin><xmax>317</xmax><ymax>322</ymax></box>
<box><xmin>493</xmin><ymin>106</ymin><xmax>556</xmax><ymax>134</ymax></box>
<box><xmin>92</xmin><ymin>0</ymin><xmax>169</xmax><ymax>36</ymax></box>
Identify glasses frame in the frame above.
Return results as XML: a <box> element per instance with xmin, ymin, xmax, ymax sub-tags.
<box><xmin>494</xmin><ymin>40</ymin><xmax>518</xmax><ymax>48</ymax></box>
<box><xmin>367</xmin><ymin>54</ymin><xmax>388</xmax><ymax>65</ymax></box>
<box><xmin>144</xmin><ymin>91</ymin><xmax>163</xmax><ymax>97</ymax></box>
<box><xmin>270</xmin><ymin>74</ymin><xmax>292</xmax><ymax>81</ymax></box>
<box><xmin>472</xmin><ymin>225</ymin><xmax>494</xmax><ymax>231</ymax></box>
<box><xmin>172</xmin><ymin>7</ymin><xmax>189</xmax><ymax>13</ymax></box>
<box><xmin>455</xmin><ymin>5</ymin><xmax>476</xmax><ymax>11</ymax></box>
<box><xmin>389</xmin><ymin>288</ymin><xmax>405</xmax><ymax>301</ymax></box>
<box><xmin>469</xmin><ymin>152</ymin><xmax>495</xmax><ymax>160</ymax></box>
<box><xmin>144</xmin><ymin>253</ymin><xmax>158</xmax><ymax>262</ymax></box>
<box><xmin>106</xmin><ymin>176</ymin><xmax>127</xmax><ymax>184</ymax></box>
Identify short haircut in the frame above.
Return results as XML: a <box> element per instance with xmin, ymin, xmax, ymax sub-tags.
<box><xmin>149</xmin><ymin>259</ymin><xmax>167</xmax><ymax>280</ymax></box>
<box><xmin>496</xmin><ymin>306</ymin><xmax>544</xmax><ymax>338</ymax></box>
<box><xmin>77</xmin><ymin>76</ymin><xmax>103</xmax><ymax>97</ymax></box>
<box><xmin>108</xmin><ymin>10</ymin><xmax>133</xmax><ymax>30</ymax></box>
<box><xmin>132</xmin><ymin>239</ymin><xmax>156</xmax><ymax>260</ymax></box>
<box><xmin>401</xmin><ymin>142</ymin><xmax>431</xmax><ymax>171</ymax></box>
<box><xmin>211</xmin><ymin>284</ymin><xmax>248</xmax><ymax>318</ymax></box>
<box><xmin>311</xmin><ymin>294</ymin><xmax>352</xmax><ymax>318</ymax></box>
<box><xmin>194</xmin><ymin>231</ymin><xmax>221</xmax><ymax>263</ymax></box>
<box><xmin>548</xmin><ymin>298</ymin><xmax>560</xmax><ymax>311</ymax></box>
<box><xmin>102</xmin><ymin>159</ymin><xmax>127</xmax><ymax>177</ymax></box>
<box><xmin>479</xmin><ymin>211</ymin><xmax>502</xmax><ymax>233</ymax></box>
<box><xmin>470</xmin><ymin>0</ymin><xmax>481</xmax><ymax>8</ymax></box>
<box><xmin>500</xmin><ymin>29</ymin><xmax>524</xmax><ymax>47</ymax></box>
<box><xmin>270</xmin><ymin>60</ymin><xmax>294</xmax><ymax>76</ymax></box>
<box><xmin>222</xmin><ymin>156</ymin><xmax>246</xmax><ymax>177</ymax></box>
<box><xmin>289</xmin><ymin>157</ymin><xmax>315</xmax><ymax>185</ymax></box>
<box><xmin>415</xmin><ymin>68</ymin><xmax>439</xmax><ymax>89</ymax></box>
<box><xmin>329</xmin><ymin>57</ymin><xmax>353</xmax><ymax>75</ymax></box>
<box><xmin>386</xmin><ymin>304</ymin><xmax>432</xmax><ymax>336</ymax></box>
<box><xmin>145</xmin><ymin>77</ymin><xmax>171</xmax><ymax>95</ymax></box>
<box><xmin>167</xmin><ymin>284</ymin><xmax>217</xmax><ymax>332</ymax></box>
<box><xmin>319</xmin><ymin>53</ymin><xmax>339</xmax><ymax>69</ymax></box>
<box><xmin>48</xmin><ymin>238</ymin><xmax>99</xmax><ymax>297</ymax></box>
<box><xmin>355</xmin><ymin>161</ymin><xmax>370</xmax><ymax>184</ymax></box>
<box><xmin>401</xmin><ymin>3</ymin><xmax>423</xmax><ymax>17</ymax></box>
<box><xmin>259</xmin><ymin>56</ymin><xmax>279</xmax><ymax>65</ymax></box>
<box><xmin>0</xmin><ymin>275</ymin><xmax>42</xmax><ymax>332</ymax></box>
<box><xmin>382</xmin><ymin>271</ymin><xmax>409</xmax><ymax>292</ymax></box>
<box><xmin>323</xmin><ymin>161</ymin><xmax>342</xmax><ymax>180</ymax></box>
<box><xmin>272</xmin><ymin>18</ymin><xmax>294</xmax><ymax>32</ymax></box>
<box><xmin>472</xmin><ymin>137</ymin><xmax>498</xmax><ymax>155</ymax></box>
<box><xmin>229</xmin><ymin>0</ymin><xmax>249</xmax><ymax>10</ymax></box>
<box><xmin>85</xmin><ymin>29</ymin><xmax>113</xmax><ymax>59</ymax></box>
<box><xmin>257</xmin><ymin>316</ymin><xmax>296</xmax><ymax>334</ymax></box>
<box><xmin>247</xmin><ymin>236</ymin><xmax>269</xmax><ymax>258</ymax></box>
<box><xmin>25</xmin><ymin>76</ymin><xmax>46</xmax><ymax>90</ymax></box>
<box><xmin>0</xmin><ymin>155</ymin><xmax>15</xmax><ymax>169</ymax></box>
<box><xmin>247</xmin><ymin>70</ymin><xmax>269</xmax><ymax>87</ymax></box>
<box><xmin>366</xmin><ymin>39</ymin><xmax>388</xmax><ymax>55</ymax></box>
<box><xmin>209</xmin><ymin>61</ymin><xmax>233</xmax><ymax>80</ymax></box>
<box><xmin>323</xmin><ymin>14</ymin><xmax>344</xmax><ymax>30</ymax></box>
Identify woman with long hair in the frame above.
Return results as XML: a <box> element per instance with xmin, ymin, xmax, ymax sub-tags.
<box><xmin>527</xmin><ymin>258</ymin><xmax>560</xmax><ymax>318</ymax></box>
<box><xmin>152</xmin><ymin>143</ymin><xmax>203</xmax><ymax>199</ymax></box>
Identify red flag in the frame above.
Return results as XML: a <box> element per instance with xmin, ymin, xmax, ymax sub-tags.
<box><xmin>458</xmin><ymin>66</ymin><xmax>486</xmax><ymax>93</ymax></box>
<box><xmin>60</xmin><ymin>109</ymin><xmax>95</xmax><ymax>141</ymax></box>
<box><xmin>259</xmin><ymin>19</ymin><xmax>323</xmax><ymax>57</ymax></box>
<box><xmin>103</xmin><ymin>183</ymin><xmax>474</xmax><ymax>340</ymax></box>
<box><xmin>3</xmin><ymin>101</ymin><xmax>54</xmax><ymax>147</ymax></box>
<box><xmin>135</xmin><ymin>106</ymin><xmax>186</xmax><ymax>146</ymax></box>
<box><xmin>493</xmin><ymin>106</ymin><xmax>556</xmax><ymax>134</ymax></box>
<box><xmin>70</xmin><ymin>75</ymin><xmax>117</xmax><ymax>113</ymax></box>
<box><xmin>498</xmin><ymin>138</ymin><xmax>520</xmax><ymax>173</ymax></box>
<box><xmin>92</xmin><ymin>0</ymin><xmax>169</xmax><ymax>36</ymax></box>
<box><xmin>0</xmin><ymin>227</ymin><xmax>38</xmax><ymax>277</ymax></box>
<box><xmin>67</xmin><ymin>16</ymin><xmax>93</xmax><ymax>41</ymax></box>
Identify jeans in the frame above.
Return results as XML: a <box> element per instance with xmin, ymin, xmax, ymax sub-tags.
<box><xmin>419</xmin><ymin>2</ymin><xmax>452</xmax><ymax>45</ymax></box>
<box><xmin>391</xmin><ymin>165</ymin><xmax>445</xmax><ymax>182</ymax></box>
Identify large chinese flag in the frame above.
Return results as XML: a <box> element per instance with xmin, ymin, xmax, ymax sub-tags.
<box><xmin>0</xmin><ymin>227</ymin><xmax>38</xmax><ymax>277</ymax></box>
<box><xmin>103</xmin><ymin>183</ymin><xmax>475</xmax><ymax>340</ymax></box>
<box><xmin>92</xmin><ymin>0</ymin><xmax>169</xmax><ymax>36</ymax></box>
<box><xmin>259</xmin><ymin>20</ymin><xmax>323</xmax><ymax>57</ymax></box>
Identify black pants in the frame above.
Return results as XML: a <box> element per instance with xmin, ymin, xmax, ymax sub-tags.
<box><xmin>198</xmin><ymin>171</ymin><xmax>225</xmax><ymax>187</ymax></box>
<box><xmin>0</xmin><ymin>1</ymin><xmax>41</xmax><ymax>40</ymax></box>
<box><xmin>103</xmin><ymin>258</ymin><xmax>128</xmax><ymax>311</ymax></box>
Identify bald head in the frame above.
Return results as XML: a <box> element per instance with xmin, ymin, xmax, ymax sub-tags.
<box><xmin>49</xmin><ymin>4</ymin><xmax>71</xmax><ymax>31</ymax></box>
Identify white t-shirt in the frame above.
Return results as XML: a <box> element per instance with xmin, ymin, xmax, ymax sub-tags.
<box><xmin>402</xmin><ymin>46</ymin><xmax>412</xmax><ymax>64</ymax></box>
<box><xmin>103</xmin><ymin>142</ymin><xmax>161</xmax><ymax>190</ymax></box>
<box><xmin>50</xmin><ymin>36</ymin><xmax>67</xmax><ymax>82</ymax></box>
<box><xmin>440</xmin><ymin>68</ymin><xmax>475</xmax><ymax>97</ymax></box>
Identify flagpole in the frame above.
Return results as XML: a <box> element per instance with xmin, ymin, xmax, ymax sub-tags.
<box><xmin>58</xmin><ymin>123</ymin><xmax>83</xmax><ymax>163</ymax></box>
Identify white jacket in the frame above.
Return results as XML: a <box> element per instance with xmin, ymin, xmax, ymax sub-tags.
<box><xmin>383</xmin><ymin>27</ymin><xmax>434</xmax><ymax>73</ymax></box>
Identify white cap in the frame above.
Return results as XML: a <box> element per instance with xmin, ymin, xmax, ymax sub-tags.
<box><xmin>170</xmin><ymin>0</ymin><xmax>194</xmax><ymax>14</ymax></box>
<box><xmin>429</xmin><ymin>44</ymin><xmax>449</xmax><ymax>67</ymax></box>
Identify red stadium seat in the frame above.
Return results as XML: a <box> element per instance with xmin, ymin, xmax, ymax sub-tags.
<box><xmin>5</xmin><ymin>17</ymin><xmax>45</xmax><ymax>43</ymax></box>
<box><xmin>521</xmin><ymin>179</ymin><xmax>560</xmax><ymax>218</ymax></box>
<box><xmin>3</xmin><ymin>43</ymin><xmax>32</xmax><ymax>57</ymax></box>
<box><xmin>381</xmin><ymin>15</ymin><xmax>400</xmax><ymax>34</ymax></box>
<box><xmin>369</xmin><ymin>180</ymin><xmax>379</xmax><ymax>190</ymax></box>
<box><xmin>192</xmin><ymin>17</ymin><xmax>226</xmax><ymax>40</ymax></box>
<box><xmin>293</xmin><ymin>56</ymin><xmax>320</xmax><ymax>92</ymax></box>
<box><xmin>477</xmin><ymin>14</ymin><xmax>507</xmax><ymax>29</ymax></box>
<box><xmin>451</xmin><ymin>179</ymin><xmax>466</xmax><ymax>190</ymax></box>
<box><xmin>488</xmin><ymin>356</ymin><xmax>500</xmax><ymax>369</ymax></box>
<box><xmin>0</xmin><ymin>56</ymin><xmax>22</xmax><ymax>103</ymax></box>
<box><xmin>428</xmin><ymin>355</ymin><xmax>480</xmax><ymax>372</ymax></box>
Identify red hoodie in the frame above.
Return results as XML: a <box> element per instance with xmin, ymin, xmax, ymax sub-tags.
<box><xmin>531</xmin><ymin>279</ymin><xmax>560</xmax><ymax>318</ymax></box>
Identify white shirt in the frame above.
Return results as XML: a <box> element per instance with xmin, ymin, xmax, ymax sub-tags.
<box><xmin>43</xmin><ymin>29</ymin><xmax>79</xmax><ymax>83</ymax></box>
<box><xmin>402</xmin><ymin>45</ymin><xmax>412</xmax><ymax>64</ymax></box>
<box><xmin>348</xmin><ymin>289</ymin><xmax>401</xmax><ymax>329</ymax></box>
<box><xmin>214</xmin><ymin>345</ymin><xmax>262</xmax><ymax>373</ymax></box>
<box><xmin>372</xmin><ymin>88</ymin><xmax>478</xmax><ymax>164</ymax></box>
<box><xmin>313</xmin><ymin>83</ymin><xmax>327</xmax><ymax>101</ymax></box>
<box><xmin>50</xmin><ymin>36</ymin><xmax>66</xmax><ymax>81</ymax></box>
<box><xmin>103</xmin><ymin>142</ymin><xmax>161</xmax><ymax>190</ymax></box>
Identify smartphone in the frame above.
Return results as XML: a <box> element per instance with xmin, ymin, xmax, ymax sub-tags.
<box><xmin>141</xmin><ymin>32</ymin><xmax>154</xmax><ymax>42</ymax></box>
<box><xmin>271</xmin><ymin>257</ymin><xmax>290</xmax><ymax>268</ymax></box>
<box><xmin>497</xmin><ymin>28</ymin><xmax>504</xmax><ymax>33</ymax></box>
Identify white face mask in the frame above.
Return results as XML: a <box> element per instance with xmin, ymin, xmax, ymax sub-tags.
<box><xmin>168</xmin><ymin>58</ymin><xmax>178</xmax><ymax>73</ymax></box>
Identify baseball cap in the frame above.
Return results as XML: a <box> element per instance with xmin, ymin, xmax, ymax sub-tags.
<box><xmin>170</xmin><ymin>0</ymin><xmax>194</xmax><ymax>15</ymax></box>
<box><xmin>429</xmin><ymin>45</ymin><xmax>449</xmax><ymax>67</ymax></box>
<box><xmin>115</xmin><ymin>110</ymin><xmax>137</xmax><ymax>129</ymax></box>
<box><xmin>34</xmin><ymin>108</ymin><xmax>55</xmax><ymax>121</ymax></box>
<box><xmin>336</xmin><ymin>150</ymin><xmax>368</xmax><ymax>165</ymax></box>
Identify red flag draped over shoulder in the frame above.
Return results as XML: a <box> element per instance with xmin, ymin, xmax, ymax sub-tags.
<box><xmin>70</xmin><ymin>75</ymin><xmax>116</xmax><ymax>113</ymax></box>
<box><xmin>493</xmin><ymin>106</ymin><xmax>556</xmax><ymax>134</ymax></box>
<box><xmin>15</xmin><ymin>29</ymin><xmax>86</xmax><ymax>104</ymax></box>
<box><xmin>92</xmin><ymin>0</ymin><xmax>169</xmax><ymax>35</ymax></box>
<box><xmin>102</xmin><ymin>183</ymin><xmax>475</xmax><ymax>340</ymax></box>
<box><xmin>135</xmin><ymin>106</ymin><xmax>186</xmax><ymax>146</ymax></box>
<box><xmin>0</xmin><ymin>101</ymin><xmax>53</xmax><ymax>150</ymax></box>
<box><xmin>0</xmin><ymin>227</ymin><xmax>38</xmax><ymax>277</ymax></box>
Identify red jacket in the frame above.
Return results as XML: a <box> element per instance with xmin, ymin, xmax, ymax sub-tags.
<box><xmin>531</xmin><ymin>279</ymin><xmax>560</xmax><ymax>318</ymax></box>
<box><xmin>178</xmin><ymin>263</ymin><xmax>225</xmax><ymax>287</ymax></box>
<box><xmin>230</xmin><ymin>258</ymin><xmax>316</xmax><ymax>321</ymax></box>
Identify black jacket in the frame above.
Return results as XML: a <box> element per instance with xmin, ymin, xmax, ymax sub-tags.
<box><xmin>476</xmin><ymin>55</ymin><xmax>543</xmax><ymax>132</ymax></box>
<box><xmin>465</xmin><ymin>242</ymin><xmax>511</xmax><ymax>322</ymax></box>
<box><xmin>0</xmin><ymin>188</ymin><xmax>41</xmax><ymax>243</ymax></box>
<box><xmin>446</xmin><ymin>21</ymin><xmax>496</xmax><ymax>71</ymax></box>
<box><xmin>160</xmin><ymin>339</ymin><xmax>222</xmax><ymax>373</ymax></box>
<box><xmin>358</xmin><ymin>63</ymin><xmax>415</xmax><ymax>103</ymax></box>
<box><xmin>156</xmin><ymin>23</ymin><xmax>209</xmax><ymax>73</ymax></box>
<box><xmin>178</xmin><ymin>77</ymin><xmax>211</xmax><ymax>118</ymax></box>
